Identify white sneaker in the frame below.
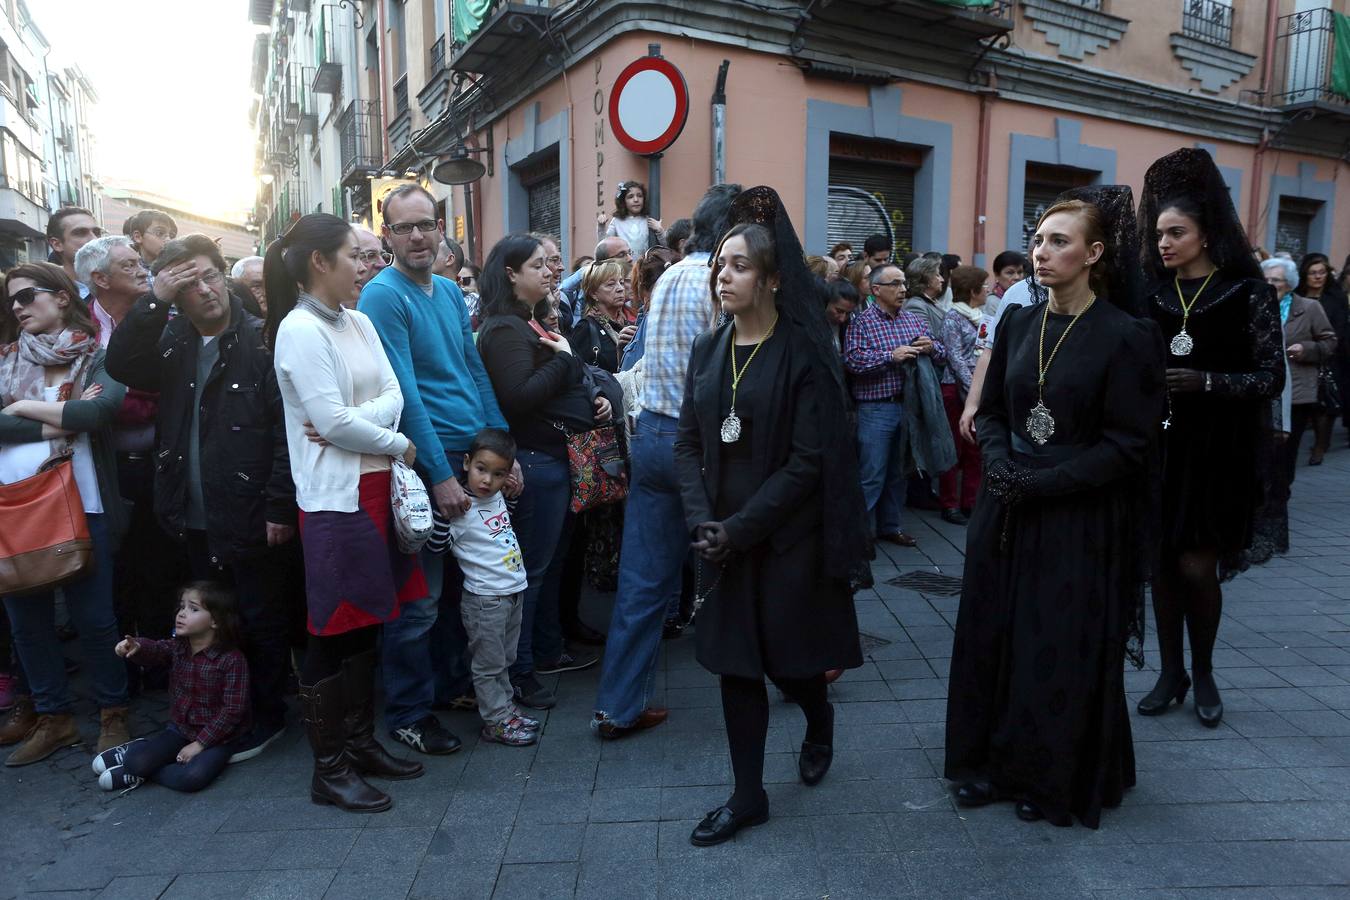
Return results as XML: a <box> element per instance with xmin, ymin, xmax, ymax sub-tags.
<box><xmin>97</xmin><ymin>764</ymin><xmax>144</xmax><ymax>793</ymax></box>
<box><xmin>91</xmin><ymin>739</ymin><xmax>144</xmax><ymax>776</ymax></box>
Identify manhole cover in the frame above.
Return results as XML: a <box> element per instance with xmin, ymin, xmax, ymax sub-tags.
<box><xmin>859</xmin><ymin>632</ymin><xmax>891</xmax><ymax>655</ymax></box>
<box><xmin>887</xmin><ymin>571</ymin><xmax>964</xmax><ymax>596</ymax></box>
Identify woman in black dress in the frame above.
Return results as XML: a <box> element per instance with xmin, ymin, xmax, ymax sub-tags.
<box><xmin>1135</xmin><ymin>148</ymin><xmax>1286</xmax><ymax>727</ymax></box>
<box><xmin>945</xmin><ymin>187</ymin><xmax>1165</xmax><ymax>829</ymax></box>
<box><xmin>674</xmin><ymin>187</ymin><xmax>870</xmax><ymax>847</ymax></box>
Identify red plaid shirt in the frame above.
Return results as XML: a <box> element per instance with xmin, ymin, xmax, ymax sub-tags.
<box><xmin>133</xmin><ymin>639</ymin><xmax>251</xmax><ymax>747</ymax></box>
<box><xmin>843</xmin><ymin>304</ymin><xmax>947</xmax><ymax>401</ymax></box>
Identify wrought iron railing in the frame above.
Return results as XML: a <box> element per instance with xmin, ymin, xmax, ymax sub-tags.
<box><xmin>1182</xmin><ymin>0</ymin><xmax>1233</xmax><ymax>47</ymax></box>
<box><xmin>338</xmin><ymin>99</ymin><xmax>383</xmax><ymax>178</ymax></box>
<box><xmin>429</xmin><ymin>35</ymin><xmax>446</xmax><ymax>75</ymax></box>
<box><xmin>1272</xmin><ymin>8</ymin><xmax>1349</xmax><ymax>107</ymax></box>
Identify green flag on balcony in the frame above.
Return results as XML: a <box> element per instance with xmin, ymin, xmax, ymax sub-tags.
<box><xmin>453</xmin><ymin>0</ymin><xmax>495</xmax><ymax>44</ymax></box>
<box><xmin>1334</xmin><ymin>12</ymin><xmax>1350</xmax><ymax>100</ymax></box>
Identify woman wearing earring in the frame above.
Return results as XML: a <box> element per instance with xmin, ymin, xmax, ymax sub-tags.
<box><xmin>945</xmin><ymin>187</ymin><xmax>1165</xmax><ymax>829</ymax></box>
<box><xmin>1135</xmin><ymin>148</ymin><xmax>1286</xmax><ymax>728</ymax></box>
<box><xmin>674</xmin><ymin>187</ymin><xmax>869</xmax><ymax>846</ymax></box>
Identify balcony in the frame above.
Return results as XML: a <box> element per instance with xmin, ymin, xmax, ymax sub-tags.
<box><xmin>248</xmin><ymin>0</ymin><xmax>271</xmax><ymax>26</ymax></box>
<box><xmin>389</xmin><ymin>76</ymin><xmax>412</xmax><ymax>152</ymax></box>
<box><xmin>901</xmin><ymin>0</ymin><xmax>1013</xmax><ymax>39</ymax></box>
<box><xmin>312</xmin><ymin>5</ymin><xmax>343</xmax><ymax>95</ymax></box>
<box><xmin>450</xmin><ymin>2</ymin><xmax>555</xmax><ymax>75</ymax></box>
<box><xmin>338</xmin><ymin>99</ymin><xmax>383</xmax><ymax>186</ymax></box>
<box><xmin>1272</xmin><ymin>8</ymin><xmax>1350</xmax><ymax>113</ymax></box>
<box><xmin>298</xmin><ymin>68</ymin><xmax>319</xmax><ymax>137</ymax></box>
<box><xmin>1170</xmin><ymin>0</ymin><xmax>1252</xmax><ymax>93</ymax></box>
<box><xmin>1181</xmin><ymin>0</ymin><xmax>1232</xmax><ymax>46</ymax></box>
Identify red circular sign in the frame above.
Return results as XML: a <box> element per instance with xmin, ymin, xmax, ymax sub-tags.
<box><xmin>608</xmin><ymin>57</ymin><xmax>690</xmax><ymax>156</ymax></box>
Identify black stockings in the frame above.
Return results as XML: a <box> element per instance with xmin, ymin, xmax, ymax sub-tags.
<box><xmin>300</xmin><ymin>626</ymin><xmax>378</xmax><ymax>685</ymax></box>
<box><xmin>1151</xmin><ymin>548</ymin><xmax>1222</xmax><ymax>692</ymax></box>
<box><xmin>719</xmin><ymin>673</ymin><xmax>830</xmax><ymax>814</ymax></box>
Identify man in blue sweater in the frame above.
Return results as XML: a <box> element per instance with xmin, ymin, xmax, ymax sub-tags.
<box><xmin>359</xmin><ymin>184</ymin><xmax>519</xmax><ymax>755</ymax></box>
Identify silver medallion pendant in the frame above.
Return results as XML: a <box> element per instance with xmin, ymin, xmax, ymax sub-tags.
<box><xmin>1026</xmin><ymin>401</ymin><xmax>1055</xmax><ymax>446</ymax></box>
<box><xmin>1170</xmin><ymin>329</ymin><xmax>1194</xmax><ymax>357</ymax></box>
<box><xmin>720</xmin><ymin>412</ymin><xmax>742</xmax><ymax>444</ymax></box>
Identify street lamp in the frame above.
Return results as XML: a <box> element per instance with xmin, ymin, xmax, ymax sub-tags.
<box><xmin>431</xmin><ymin>144</ymin><xmax>490</xmax><ymax>185</ymax></box>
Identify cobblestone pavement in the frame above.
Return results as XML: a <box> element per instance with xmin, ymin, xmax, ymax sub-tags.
<box><xmin>4</xmin><ymin>449</ymin><xmax>1350</xmax><ymax>900</ymax></box>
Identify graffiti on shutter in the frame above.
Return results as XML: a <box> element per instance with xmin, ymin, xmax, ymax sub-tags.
<box><xmin>1275</xmin><ymin>197</ymin><xmax>1320</xmax><ymax>260</ymax></box>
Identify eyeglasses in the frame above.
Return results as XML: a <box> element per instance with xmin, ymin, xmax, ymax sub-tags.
<box><xmin>544</xmin><ymin>256</ymin><xmax>562</xmax><ymax>267</ymax></box>
<box><xmin>196</xmin><ymin>270</ymin><xmax>224</xmax><ymax>286</ymax></box>
<box><xmin>145</xmin><ymin>228</ymin><xmax>173</xmax><ymax>239</ymax></box>
<box><xmin>387</xmin><ymin>220</ymin><xmax>439</xmax><ymax>236</ymax></box>
<box><xmin>458</xmin><ymin>275</ymin><xmax>477</xmax><ymax>285</ymax></box>
<box><xmin>9</xmin><ymin>287</ymin><xmax>54</xmax><ymax>307</ymax></box>
<box><xmin>358</xmin><ymin>250</ymin><xmax>393</xmax><ymax>265</ymax></box>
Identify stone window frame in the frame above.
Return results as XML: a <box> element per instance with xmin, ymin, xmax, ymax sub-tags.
<box><xmin>1266</xmin><ymin>162</ymin><xmax>1335</xmax><ymax>257</ymax></box>
<box><xmin>502</xmin><ymin>102</ymin><xmax>572</xmax><ymax>264</ymax></box>
<box><xmin>1005</xmin><ymin>118</ymin><xmax>1116</xmax><ymax>253</ymax></box>
<box><xmin>804</xmin><ymin>85</ymin><xmax>952</xmax><ymax>256</ymax></box>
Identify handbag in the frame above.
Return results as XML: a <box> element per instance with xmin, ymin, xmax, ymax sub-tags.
<box><xmin>556</xmin><ymin>422</ymin><xmax>629</xmax><ymax>514</ymax></box>
<box><xmin>388</xmin><ymin>414</ymin><xmax>433</xmax><ymax>554</ymax></box>
<box><xmin>0</xmin><ymin>452</ymin><xmax>93</xmax><ymax>596</ymax></box>
<box><xmin>1317</xmin><ymin>364</ymin><xmax>1342</xmax><ymax>414</ymax></box>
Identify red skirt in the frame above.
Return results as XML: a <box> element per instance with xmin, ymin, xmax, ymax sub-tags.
<box><xmin>298</xmin><ymin>470</ymin><xmax>427</xmax><ymax>636</ymax></box>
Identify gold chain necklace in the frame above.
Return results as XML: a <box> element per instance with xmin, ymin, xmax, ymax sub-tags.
<box><xmin>1026</xmin><ymin>295</ymin><xmax>1097</xmax><ymax>446</ymax></box>
<box><xmin>1169</xmin><ymin>269</ymin><xmax>1216</xmax><ymax>357</ymax></box>
<box><xmin>721</xmin><ymin>314</ymin><xmax>779</xmax><ymax>444</ymax></box>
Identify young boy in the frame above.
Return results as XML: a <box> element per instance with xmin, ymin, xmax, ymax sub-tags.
<box><xmin>123</xmin><ymin>209</ymin><xmax>178</xmax><ymax>271</ymax></box>
<box><xmin>439</xmin><ymin>428</ymin><xmax>539</xmax><ymax>746</ymax></box>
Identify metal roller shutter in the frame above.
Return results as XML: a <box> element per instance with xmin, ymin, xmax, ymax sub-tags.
<box><xmin>828</xmin><ymin>157</ymin><xmax>915</xmax><ymax>255</ymax></box>
<box><xmin>1021</xmin><ymin>164</ymin><xmax>1096</xmax><ymax>254</ymax></box>
<box><xmin>1275</xmin><ymin>197</ymin><xmax>1320</xmax><ymax>260</ymax></box>
<box><xmin>522</xmin><ymin>151</ymin><xmax>561</xmax><ymax>239</ymax></box>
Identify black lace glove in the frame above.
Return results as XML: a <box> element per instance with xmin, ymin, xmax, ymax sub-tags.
<box><xmin>985</xmin><ymin>459</ymin><xmax>1048</xmax><ymax>506</ymax></box>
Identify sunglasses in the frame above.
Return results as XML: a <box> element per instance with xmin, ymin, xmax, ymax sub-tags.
<box><xmin>458</xmin><ymin>275</ymin><xmax>477</xmax><ymax>284</ymax></box>
<box><xmin>10</xmin><ymin>287</ymin><xmax>55</xmax><ymax>307</ymax></box>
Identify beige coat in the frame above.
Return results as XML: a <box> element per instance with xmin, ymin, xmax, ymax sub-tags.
<box><xmin>1283</xmin><ymin>294</ymin><xmax>1338</xmax><ymax>406</ymax></box>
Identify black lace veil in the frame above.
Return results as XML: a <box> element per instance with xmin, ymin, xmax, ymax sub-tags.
<box><xmin>1138</xmin><ymin>148</ymin><xmax>1262</xmax><ymax>285</ymax></box>
<box><xmin>725</xmin><ymin>186</ymin><xmax>875</xmax><ymax>588</ymax></box>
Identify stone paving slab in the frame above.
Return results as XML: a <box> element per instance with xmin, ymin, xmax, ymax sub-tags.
<box><xmin>4</xmin><ymin>448</ymin><xmax>1350</xmax><ymax>898</ymax></box>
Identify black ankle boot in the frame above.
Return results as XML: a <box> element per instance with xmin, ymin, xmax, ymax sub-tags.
<box><xmin>1136</xmin><ymin>671</ymin><xmax>1191</xmax><ymax>716</ymax></box>
<box><xmin>1192</xmin><ymin>670</ymin><xmax>1223</xmax><ymax>727</ymax></box>
<box><xmin>798</xmin><ymin>702</ymin><xmax>834</xmax><ymax>786</ymax></box>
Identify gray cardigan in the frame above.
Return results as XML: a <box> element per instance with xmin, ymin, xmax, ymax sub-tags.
<box><xmin>0</xmin><ymin>349</ymin><xmax>130</xmax><ymax>541</ymax></box>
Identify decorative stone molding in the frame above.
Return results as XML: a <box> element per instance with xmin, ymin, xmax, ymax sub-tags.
<box><xmin>1170</xmin><ymin>33</ymin><xmax>1256</xmax><ymax>94</ymax></box>
<box><xmin>1021</xmin><ymin>0</ymin><xmax>1129</xmax><ymax>61</ymax></box>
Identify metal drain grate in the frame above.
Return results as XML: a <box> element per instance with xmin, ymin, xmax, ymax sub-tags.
<box><xmin>887</xmin><ymin>570</ymin><xmax>964</xmax><ymax>596</ymax></box>
<box><xmin>858</xmin><ymin>632</ymin><xmax>891</xmax><ymax>655</ymax></box>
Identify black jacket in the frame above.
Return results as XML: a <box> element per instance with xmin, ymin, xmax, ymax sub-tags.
<box><xmin>105</xmin><ymin>294</ymin><xmax>295</xmax><ymax>562</ymax></box>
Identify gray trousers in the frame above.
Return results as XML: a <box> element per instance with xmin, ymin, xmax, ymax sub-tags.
<box><xmin>460</xmin><ymin>590</ymin><xmax>524</xmax><ymax>724</ymax></box>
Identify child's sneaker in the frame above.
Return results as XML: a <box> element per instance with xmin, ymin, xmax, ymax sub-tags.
<box><xmin>97</xmin><ymin>764</ymin><xmax>144</xmax><ymax>793</ymax></box>
<box><xmin>91</xmin><ymin>738</ymin><xmax>144</xmax><ymax>776</ymax></box>
<box><xmin>512</xmin><ymin>710</ymin><xmax>541</xmax><ymax>732</ymax></box>
<box><xmin>480</xmin><ymin>717</ymin><xmax>538</xmax><ymax>746</ymax></box>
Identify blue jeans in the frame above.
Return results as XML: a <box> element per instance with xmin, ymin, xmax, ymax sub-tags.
<box><xmin>857</xmin><ymin>400</ymin><xmax>908</xmax><ymax>535</ymax></box>
<box><xmin>381</xmin><ymin>459</ymin><xmax>470</xmax><ymax>731</ymax></box>
<box><xmin>121</xmin><ymin>725</ymin><xmax>230</xmax><ymax>793</ymax></box>
<box><xmin>594</xmin><ymin>412</ymin><xmax>687</xmax><ymax>727</ymax></box>
<box><xmin>510</xmin><ymin>448</ymin><xmax>571</xmax><ymax>676</ymax></box>
<box><xmin>3</xmin><ymin>514</ymin><xmax>128</xmax><ymax>714</ymax></box>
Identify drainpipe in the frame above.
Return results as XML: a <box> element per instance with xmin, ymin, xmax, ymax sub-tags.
<box><xmin>376</xmin><ymin>0</ymin><xmax>392</xmax><ymax>164</ymax></box>
<box><xmin>1248</xmin><ymin>0</ymin><xmax>1281</xmax><ymax>241</ymax></box>
<box><xmin>711</xmin><ymin>59</ymin><xmax>730</xmax><ymax>185</ymax></box>
<box><xmin>973</xmin><ymin>82</ymin><xmax>995</xmax><ymax>266</ymax></box>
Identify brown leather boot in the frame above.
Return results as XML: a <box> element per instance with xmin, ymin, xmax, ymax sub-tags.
<box><xmin>5</xmin><ymin>712</ymin><xmax>81</xmax><ymax>766</ymax></box>
<box><xmin>300</xmin><ymin>671</ymin><xmax>391</xmax><ymax>812</ymax></box>
<box><xmin>341</xmin><ymin>650</ymin><xmax>423</xmax><ymax>781</ymax></box>
<box><xmin>97</xmin><ymin>706</ymin><xmax>132</xmax><ymax>754</ymax></box>
<box><xmin>0</xmin><ymin>696</ymin><xmax>36</xmax><ymax>746</ymax></box>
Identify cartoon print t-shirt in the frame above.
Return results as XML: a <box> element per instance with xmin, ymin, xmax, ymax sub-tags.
<box><xmin>446</xmin><ymin>491</ymin><xmax>527</xmax><ymax>596</ymax></box>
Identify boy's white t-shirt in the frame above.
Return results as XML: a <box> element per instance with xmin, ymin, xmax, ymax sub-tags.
<box><xmin>448</xmin><ymin>491</ymin><xmax>527</xmax><ymax>596</ymax></box>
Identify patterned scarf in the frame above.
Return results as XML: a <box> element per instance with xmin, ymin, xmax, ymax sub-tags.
<box><xmin>0</xmin><ymin>329</ymin><xmax>98</xmax><ymax>407</ymax></box>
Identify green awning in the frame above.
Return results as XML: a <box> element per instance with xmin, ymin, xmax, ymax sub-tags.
<box><xmin>1333</xmin><ymin>12</ymin><xmax>1350</xmax><ymax>101</ymax></box>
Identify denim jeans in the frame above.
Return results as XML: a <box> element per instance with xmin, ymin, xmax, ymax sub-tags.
<box><xmin>381</xmin><ymin>458</ymin><xmax>470</xmax><ymax>731</ymax></box>
<box><xmin>594</xmin><ymin>412</ymin><xmax>687</xmax><ymax>727</ymax></box>
<box><xmin>3</xmin><ymin>514</ymin><xmax>129</xmax><ymax>714</ymax></box>
<box><xmin>510</xmin><ymin>448</ymin><xmax>571</xmax><ymax>676</ymax></box>
<box><xmin>856</xmin><ymin>400</ymin><xmax>908</xmax><ymax>535</ymax></box>
<box><xmin>121</xmin><ymin>725</ymin><xmax>231</xmax><ymax>792</ymax></box>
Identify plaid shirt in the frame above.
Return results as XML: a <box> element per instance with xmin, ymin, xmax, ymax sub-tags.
<box><xmin>640</xmin><ymin>252</ymin><xmax>718</xmax><ymax>417</ymax></box>
<box><xmin>843</xmin><ymin>303</ymin><xmax>946</xmax><ymax>401</ymax></box>
<box><xmin>133</xmin><ymin>638</ymin><xmax>251</xmax><ymax>747</ymax></box>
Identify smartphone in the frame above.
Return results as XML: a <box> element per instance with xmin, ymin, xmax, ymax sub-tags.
<box><xmin>529</xmin><ymin>320</ymin><xmax>560</xmax><ymax>341</ymax></box>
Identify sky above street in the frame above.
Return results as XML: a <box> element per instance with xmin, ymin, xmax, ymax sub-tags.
<box><xmin>35</xmin><ymin>0</ymin><xmax>260</xmax><ymax>222</ymax></box>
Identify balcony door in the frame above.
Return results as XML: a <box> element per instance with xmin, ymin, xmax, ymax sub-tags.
<box><xmin>1286</xmin><ymin>0</ymin><xmax>1332</xmax><ymax>104</ymax></box>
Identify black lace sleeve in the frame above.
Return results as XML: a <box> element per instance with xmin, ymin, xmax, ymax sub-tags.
<box><xmin>1208</xmin><ymin>282</ymin><xmax>1285</xmax><ymax>400</ymax></box>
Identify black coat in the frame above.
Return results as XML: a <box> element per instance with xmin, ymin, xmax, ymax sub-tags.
<box><xmin>674</xmin><ymin>323</ymin><xmax>861</xmax><ymax>679</ymax></box>
<box><xmin>105</xmin><ymin>294</ymin><xmax>295</xmax><ymax>563</ymax></box>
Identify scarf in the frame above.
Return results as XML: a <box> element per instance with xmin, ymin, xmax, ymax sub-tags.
<box><xmin>1</xmin><ymin>329</ymin><xmax>98</xmax><ymax>407</ymax></box>
<box><xmin>1280</xmin><ymin>292</ymin><xmax>1293</xmax><ymax>325</ymax></box>
<box><xmin>952</xmin><ymin>301</ymin><xmax>982</xmax><ymax>324</ymax></box>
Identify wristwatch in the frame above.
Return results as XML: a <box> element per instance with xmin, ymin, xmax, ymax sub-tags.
<box><xmin>1204</xmin><ymin>372</ymin><xmax>1212</xmax><ymax>393</ymax></box>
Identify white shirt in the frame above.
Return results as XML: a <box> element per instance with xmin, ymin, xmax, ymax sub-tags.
<box><xmin>448</xmin><ymin>491</ymin><xmax>526</xmax><ymax>596</ymax></box>
<box><xmin>977</xmin><ymin>278</ymin><xmax>1035</xmax><ymax>351</ymax></box>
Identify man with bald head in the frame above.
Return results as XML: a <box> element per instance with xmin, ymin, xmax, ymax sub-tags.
<box><xmin>354</xmin><ymin>226</ymin><xmax>390</xmax><ymax>294</ymax></box>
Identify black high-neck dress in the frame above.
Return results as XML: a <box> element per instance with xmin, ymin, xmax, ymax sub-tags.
<box><xmin>944</xmin><ymin>299</ymin><xmax>1165</xmax><ymax>829</ymax></box>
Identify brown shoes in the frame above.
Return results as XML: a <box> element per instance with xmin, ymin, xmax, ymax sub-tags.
<box><xmin>0</xmin><ymin>696</ymin><xmax>36</xmax><ymax>746</ymax></box>
<box><xmin>97</xmin><ymin>706</ymin><xmax>132</xmax><ymax>754</ymax></box>
<box><xmin>5</xmin><ymin>712</ymin><xmax>81</xmax><ymax>767</ymax></box>
<box><xmin>879</xmin><ymin>532</ymin><xmax>917</xmax><ymax>548</ymax></box>
<box><xmin>596</xmin><ymin>707</ymin><xmax>669</xmax><ymax>740</ymax></box>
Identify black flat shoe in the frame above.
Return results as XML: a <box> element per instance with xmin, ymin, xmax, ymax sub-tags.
<box><xmin>955</xmin><ymin>781</ymin><xmax>998</xmax><ymax>807</ymax></box>
<box><xmin>1015</xmin><ymin>801</ymin><xmax>1044</xmax><ymax>822</ymax></box>
<box><xmin>689</xmin><ymin>797</ymin><xmax>769</xmax><ymax>847</ymax></box>
<box><xmin>1192</xmin><ymin>670</ymin><xmax>1223</xmax><ymax>728</ymax></box>
<box><xmin>1136</xmin><ymin>672</ymin><xmax>1192</xmax><ymax>716</ymax></box>
<box><xmin>799</xmin><ymin>741</ymin><xmax>832</xmax><ymax>786</ymax></box>
<box><xmin>941</xmin><ymin>508</ymin><xmax>969</xmax><ymax>526</ymax></box>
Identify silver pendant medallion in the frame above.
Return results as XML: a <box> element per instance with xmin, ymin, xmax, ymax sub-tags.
<box><xmin>1026</xmin><ymin>401</ymin><xmax>1055</xmax><ymax>446</ymax></box>
<box><xmin>1170</xmin><ymin>329</ymin><xmax>1194</xmax><ymax>357</ymax></box>
<box><xmin>720</xmin><ymin>412</ymin><xmax>742</xmax><ymax>444</ymax></box>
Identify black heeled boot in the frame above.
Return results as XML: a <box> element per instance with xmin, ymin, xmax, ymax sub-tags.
<box><xmin>342</xmin><ymin>650</ymin><xmax>424</xmax><ymax>780</ymax></box>
<box><xmin>1192</xmin><ymin>669</ymin><xmax>1223</xmax><ymax>727</ymax></box>
<box><xmin>1136</xmin><ymin>671</ymin><xmax>1192</xmax><ymax>716</ymax></box>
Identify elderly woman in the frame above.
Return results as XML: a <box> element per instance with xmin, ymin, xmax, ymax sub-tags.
<box><xmin>903</xmin><ymin>256</ymin><xmax>946</xmax><ymax>338</ymax></box>
<box><xmin>0</xmin><ymin>263</ymin><xmax>130</xmax><ymax>766</ymax></box>
<box><xmin>571</xmin><ymin>260</ymin><xmax>636</xmax><ymax>374</ymax></box>
<box><xmin>1298</xmin><ymin>253</ymin><xmax>1349</xmax><ymax>463</ymax></box>
<box><xmin>1262</xmin><ymin>257</ymin><xmax>1337</xmax><ymax>489</ymax></box>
